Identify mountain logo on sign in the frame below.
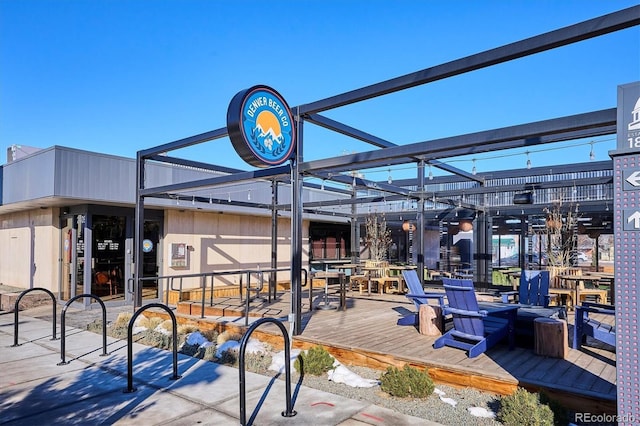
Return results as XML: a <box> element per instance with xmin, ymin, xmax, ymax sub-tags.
<box><xmin>254</xmin><ymin>111</ymin><xmax>285</xmax><ymax>151</ymax></box>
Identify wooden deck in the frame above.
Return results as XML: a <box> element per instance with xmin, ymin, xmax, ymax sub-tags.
<box><xmin>172</xmin><ymin>287</ymin><xmax>617</xmax><ymax>414</ymax></box>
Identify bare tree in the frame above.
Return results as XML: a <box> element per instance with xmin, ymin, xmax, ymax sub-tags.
<box><xmin>540</xmin><ymin>199</ymin><xmax>580</xmax><ymax>268</ymax></box>
<box><xmin>365</xmin><ymin>214</ymin><xmax>392</xmax><ymax>262</ymax></box>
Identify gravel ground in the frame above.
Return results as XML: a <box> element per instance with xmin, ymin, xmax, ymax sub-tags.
<box><xmin>291</xmin><ymin>364</ymin><xmax>504</xmax><ymax>426</ymax></box>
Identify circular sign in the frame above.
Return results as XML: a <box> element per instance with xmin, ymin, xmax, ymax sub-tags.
<box><xmin>142</xmin><ymin>239</ymin><xmax>154</xmax><ymax>253</ymax></box>
<box><xmin>227</xmin><ymin>85</ymin><xmax>296</xmax><ymax>167</ymax></box>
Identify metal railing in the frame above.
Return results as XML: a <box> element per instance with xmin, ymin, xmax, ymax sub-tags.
<box><xmin>11</xmin><ymin>288</ymin><xmax>57</xmax><ymax>347</ymax></box>
<box><xmin>239</xmin><ymin>318</ymin><xmax>296</xmax><ymax>425</ymax></box>
<box><xmin>58</xmin><ymin>294</ymin><xmax>109</xmax><ymax>365</ymax></box>
<box><xmin>128</xmin><ymin>268</ymin><xmax>308</xmax><ymax>325</ymax></box>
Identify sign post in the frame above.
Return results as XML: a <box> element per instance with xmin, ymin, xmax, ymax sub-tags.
<box><xmin>611</xmin><ymin>81</ymin><xmax>640</xmax><ymax>424</ymax></box>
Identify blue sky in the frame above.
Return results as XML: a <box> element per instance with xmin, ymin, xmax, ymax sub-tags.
<box><xmin>1</xmin><ymin>1</ymin><xmax>639</xmax><ymax>180</ymax></box>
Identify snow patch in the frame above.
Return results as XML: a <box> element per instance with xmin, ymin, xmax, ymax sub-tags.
<box><xmin>216</xmin><ymin>338</ymin><xmax>267</xmax><ymax>358</ymax></box>
<box><xmin>467</xmin><ymin>406</ymin><xmax>496</xmax><ymax>418</ymax></box>
<box><xmin>186</xmin><ymin>331</ymin><xmax>209</xmax><ymax>346</ymax></box>
<box><xmin>268</xmin><ymin>349</ymin><xmax>301</xmax><ymax>374</ymax></box>
<box><xmin>327</xmin><ymin>364</ymin><xmax>379</xmax><ymax>388</ymax></box>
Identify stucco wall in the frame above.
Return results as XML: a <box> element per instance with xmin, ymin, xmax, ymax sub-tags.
<box><xmin>163</xmin><ymin>209</ymin><xmax>309</xmax><ymax>288</ymax></box>
<box><xmin>0</xmin><ymin>208</ymin><xmax>58</xmax><ymax>291</ymax></box>
<box><xmin>0</xmin><ymin>206</ymin><xmax>311</xmax><ymax>294</ymax></box>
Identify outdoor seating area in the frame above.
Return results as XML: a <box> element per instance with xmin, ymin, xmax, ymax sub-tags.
<box><xmin>173</xmin><ymin>278</ymin><xmax>616</xmax><ymax>413</ymax></box>
<box><xmin>307</xmin><ymin>266</ymin><xmax>587</xmax><ymax>361</ymax></box>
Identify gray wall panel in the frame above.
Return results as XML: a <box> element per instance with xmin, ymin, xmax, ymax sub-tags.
<box><xmin>55</xmin><ymin>148</ymin><xmax>135</xmax><ymax>202</ymax></box>
<box><xmin>2</xmin><ymin>147</ymin><xmax>56</xmax><ymax>202</ymax></box>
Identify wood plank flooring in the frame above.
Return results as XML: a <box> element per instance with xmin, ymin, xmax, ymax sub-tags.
<box><xmin>176</xmin><ymin>288</ymin><xmax>617</xmax><ymax>414</ymax></box>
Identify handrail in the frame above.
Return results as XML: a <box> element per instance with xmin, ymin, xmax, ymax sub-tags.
<box><xmin>127</xmin><ymin>268</ymin><xmax>308</xmax><ymax>322</ymax></box>
<box><xmin>124</xmin><ymin>303</ymin><xmax>181</xmax><ymax>393</ymax></box>
<box><xmin>239</xmin><ymin>318</ymin><xmax>296</xmax><ymax>425</ymax></box>
<box><xmin>58</xmin><ymin>294</ymin><xmax>109</xmax><ymax>365</ymax></box>
<box><xmin>11</xmin><ymin>288</ymin><xmax>57</xmax><ymax>347</ymax></box>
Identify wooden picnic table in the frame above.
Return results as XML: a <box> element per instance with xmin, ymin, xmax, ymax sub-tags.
<box><xmin>553</xmin><ymin>274</ymin><xmax>608</xmax><ymax>308</ymax></box>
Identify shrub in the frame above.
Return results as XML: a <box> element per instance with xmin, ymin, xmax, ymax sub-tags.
<box><xmin>135</xmin><ymin>329</ymin><xmax>172</xmax><ymax>349</ymax></box>
<box><xmin>114</xmin><ymin>312</ymin><xmax>132</xmax><ymax>327</ymax></box>
<box><xmin>136</xmin><ymin>315</ymin><xmax>164</xmax><ymax>330</ymax></box>
<box><xmin>217</xmin><ymin>330</ymin><xmax>243</xmax><ymax>345</ymax></box>
<box><xmin>217</xmin><ymin>349</ymin><xmax>237</xmax><ymax>365</ymax></box>
<box><xmin>158</xmin><ymin>319</ymin><xmax>174</xmax><ymax>333</ymax></box>
<box><xmin>380</xmin><ymin>364</ymin><xmax>434</xmax><ymax>398</ymax></box>
<box><xmin>181</xmin><ymin>342</ymin><xmax>218</xmax><ymax>361</ymax></box>
<box><xmin>294</xmin><ymin>345</ymin><xmax>335</xmax><ymax>376</ymax></box>
<box><xmin>177</xmin><ymin>323</ymin><xmax>199</xmax><ymax>334</ymax></box>
<box><xmin>540</xmin><ymin>392</ymin><xmax>569</xmax><ymax>426</ymax></box>
<box><xmin>498</xmin><ymin>387</ymin><xmax>554</xmax><ymax>426</ymax></box>
<box><xmin>201</xmin><ymin>329</ymin><xmax>219</xmax><ymax>343</ymax></box>
<box><xmin>86</xmin><ymin>319</ymin><xmax>103</xmax><ymax>334</ymax></box>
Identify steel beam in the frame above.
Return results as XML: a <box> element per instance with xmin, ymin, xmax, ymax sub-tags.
<box><xmin>297</xmin><ymin>6</ymin><xmax>640</xmax><ymax>114</ymax></box>
<box><xmin>300</xmin><ymin>109</ymin><xmax>616</xmax><ymax>174</ymax></box>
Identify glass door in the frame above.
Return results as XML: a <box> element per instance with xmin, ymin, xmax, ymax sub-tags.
<box><xmin>91</xmin><ymin>215</ymin><xmax>126</xmax><ymax>301</ymax></box>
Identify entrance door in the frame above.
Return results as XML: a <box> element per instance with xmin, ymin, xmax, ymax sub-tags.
<box><xmin>60</xmin><ymin>215</ymin><xmax>84</xmax><ymax>301</ymax></box>
<box><xmin>91</xmin><ymin>215</ymin><xmax>126</xmax><ymax>301</ymax></box>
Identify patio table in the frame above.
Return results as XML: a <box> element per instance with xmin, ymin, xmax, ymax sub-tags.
<box><xmin>476</xmin><ymin>302</ymin><xmax>519</xmax><ymax>350</ymax></box>
<box><xmin>312</xmin><ymin>270</ymin><xmax>346</xmax><ymax>311</ymax></box>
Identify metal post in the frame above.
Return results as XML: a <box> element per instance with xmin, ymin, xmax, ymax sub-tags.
<box><xmin>270</xmin><ymin>179</ymin><xmax>278</xmax><ymax>302</ymax></box>
<box><xmin>134</xmin><ymin>152</ymin><xmax>145</xmax><ymax>308</ymax></box>
<box><xmin>416</xmin><ymin>160</ymin><xmax>425</xmax><ymax>281</ymax></box>
<box><xmin>290</xmin><ymin>111</ymin><xmax>303</xmax><ymax>335</ymax></box>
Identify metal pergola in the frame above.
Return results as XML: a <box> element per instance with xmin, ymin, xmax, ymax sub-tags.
<box><xmin>134</xmin><ymin>5</ymin><xmax>639</xmax><ymax>420</ymax></box>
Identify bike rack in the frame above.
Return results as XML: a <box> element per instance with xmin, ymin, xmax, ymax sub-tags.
<box><xmin>11</xmin><ymin>287</ymin><xmax>57</xmax><ymax>347</ymax></box>
<box><xmin>124</xmin><ymin>303</ymin><xmax>181</xmax><ymax>393</ymax></box>
<box><xmin>239</xmin><ymin>318</ymin><xmax>296</xmax><ymax>425</ymax></box>
<box><xmin>57</xmin><ymin>294</ymin><xmax>109</xmax><ymax>365</ymax></box>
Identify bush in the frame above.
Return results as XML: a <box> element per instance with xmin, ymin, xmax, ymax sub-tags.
<box><xmin>498</xmin><ymin>387</ymin><xmax>554</xmax><ymax>426</ymax></box>
<box><xmin>217</xmin><ymin>330</ymin><xmax>243</xmax><ymax>345</ymax></box>
<box><xmin>177</xmin><ymin>323</ymin><xmax>199</xmax><ymax>334</ymax></box>
<box><xmin>380</xmin><ymin>364</ymin><xmax>434</xmax><ymax>398</ymax></box>
<box><xmin>136</xmin><ymin>315</ymin><xmax>164</xmax><ymax>330</ymax></box>
<box><xmin>294</xmin><ymin>345</ymin><xmax>335</xmax><ymax>376</ymax></box>
<box><xmin>114</xmin><ymin>312</ymin><xmax>132</xmax><ymax>327</ymax></box>
<box><xmin>540</xmin><ymin>392</ymin><xmax>569</xmax><ymax>426</ymax></box>
<box><xmin>141</xmin><ymin>329</ymin><xmax>173</xmax><ymax>348</ymax></box>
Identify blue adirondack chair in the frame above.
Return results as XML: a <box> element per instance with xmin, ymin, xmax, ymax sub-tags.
<box><xmin>434</xmin><ymin>282</ymin><xmax>512</xmax><ymax>358</ymax></box>
<box><xmin>501</xmin><ymin>270</ymin><xmax>552</xmax><ymax>307</ymax></box>
<box><xmin>572</xmin><ymin>302</ymin><xmax>615</xmax><ymax>350</ymax></box>
<box><xmin>397</xmin><ymin>269</ymin><xmax>445</xmax><ymax>327</ymax></box>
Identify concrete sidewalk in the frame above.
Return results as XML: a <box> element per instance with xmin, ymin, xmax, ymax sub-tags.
<box><xmin>0</xmin><ymin>308</ymin><xmax>439</xmax><ymax>425</ymax></box>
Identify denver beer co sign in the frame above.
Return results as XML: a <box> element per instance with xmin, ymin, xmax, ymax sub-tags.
<box><xmin>227</xmin><ymin>85</ymin><xmax>296</xmax><ymax>167</ymax></box>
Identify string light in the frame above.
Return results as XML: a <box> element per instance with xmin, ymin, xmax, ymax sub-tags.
<box><xmin>192</xmin><ymin>196</ymin><xmax>195</xmax><ymax>205</ymax></box>
<box><xmin>247</xmin><ymin>190</ymin><xmax>251</xmax><ymax>201</ymax></box>
<box><xmin>526</xmin><ymin>151</ymin><xmax>531</xmax><ymax>169</ymax></box>
<box><xmin>428</xmin><ymin>164</ymin><xmax>433</xmax><ymax>180</ymax></box>
<box><xmin>471</xmin><ymin>158</ymin><xmax>477</xmax><ymax>175</ymax></box>
<box><xmin>228</xmin><ymin>193</ymin><xmax>231</xmax><ymax>203</ymax></box>
<box><xmin>387</xmin><ymin>168</ymin><xmax>392</xmax><ymax>184</ymax></box>
<box><xmin>209</xmin><ymin>194</ymin><xmax>213</xmax><ymax>204</ymax></box>
<box><xmin>589</xmin><ymin>142</ymin><xmax>595</xmax><ymax>161</ymax></box>
<box><xmin>321</xmin><ymin>180</ymin><xmax>325</xmax><ymax>191</ymax></box>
